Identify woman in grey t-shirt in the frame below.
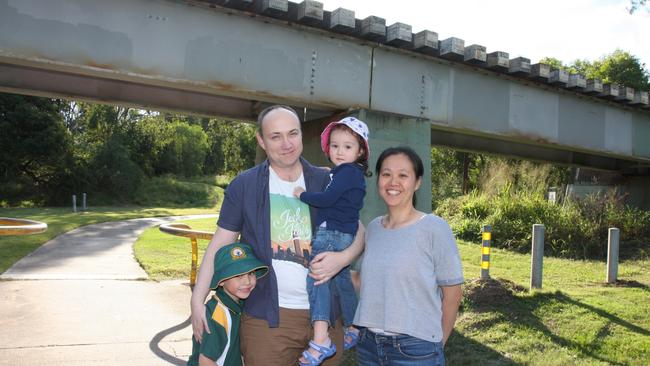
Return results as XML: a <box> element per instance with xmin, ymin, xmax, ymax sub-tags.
<box><xmin>353</xmin><ymin>146</ymin><xmax>464</xmax><ymax>366</ymax></box>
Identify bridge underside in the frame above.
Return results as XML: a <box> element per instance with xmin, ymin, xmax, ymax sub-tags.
<box><xmin>430</xmin><ymin>129</ymin><xmax>648</xmax><ymax>173</ymax></box>
<box><xmin>1</xmin><ymin>61</ymin><xmax>647</xmax><ymax>175</ymax></box>
<box><xmin>0</xmin><ymin>62</ymin><xmax>336</xmax><ymax>123</ymax></box>
<box><xmin>1</xmin><ymin>0</ymin><xmax>650</xmax><ymax>174</ymax></box>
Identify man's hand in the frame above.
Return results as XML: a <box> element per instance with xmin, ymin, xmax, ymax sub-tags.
<box><xmin>191</xmin><ymin>298</ymin><xmax>210</xmax><ymax>343</ymax></box>
<box><xmin>309</xmin><ymin>251</ymin><xmax>347</xmax><ymax>285</ymax></box>
<box><xmin>309</xmin><ymin>223</ymin><xmax>365</xmax><ymax>285</ymax></box>
<box><xmin>293</xmin><ymin>187</ymin><xmax>305</xmax><ymax>198</ymax></box>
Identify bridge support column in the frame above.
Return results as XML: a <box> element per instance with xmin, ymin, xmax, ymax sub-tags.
<box><xmin>302</xmin><ymin>109</ymin><xmax>432</xmax><ymax>224</ymax></box>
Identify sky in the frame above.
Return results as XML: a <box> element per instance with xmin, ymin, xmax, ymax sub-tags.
<box><xmin>321</xmin><ymin>0</ymin><xmax>650</xmax><ymax>69</ymax></box>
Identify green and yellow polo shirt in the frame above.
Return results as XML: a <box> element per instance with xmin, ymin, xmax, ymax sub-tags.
<box><xmin>187</xmin><ymin>288</ymin><xmax>243</xmax><ymax>366</ymax></box>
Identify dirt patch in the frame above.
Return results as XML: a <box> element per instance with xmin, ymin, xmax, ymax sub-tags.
<box><xmin>463</xmin><ymin>277</ymin><xmax>527</xmax><ymax>311</ymax></box>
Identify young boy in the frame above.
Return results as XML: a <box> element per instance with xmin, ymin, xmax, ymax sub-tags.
<box><xmin>187</xmin><ymin>243</ymin><xmax>268</xmax><ymax>366</ymax></box>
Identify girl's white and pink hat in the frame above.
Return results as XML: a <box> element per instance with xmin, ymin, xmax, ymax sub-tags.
<box><xmin>320</xmin><ymin>117</ymin><xmax>370</xmax><ymax>158</ymax></box>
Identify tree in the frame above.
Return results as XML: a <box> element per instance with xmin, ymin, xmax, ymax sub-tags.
<box><xmin>539</xmin><ymin>57</ymin><xmax>566</xmax><ymax>71</ymax></box>
<box><xmin>628</xmin><ymin>0</ymin><xmax>648</xmax><ymax>14</ymax></box>
<box><xmin>87</xmin><ymin>135</ymin><xmax>144</xmax><ymax>201</ymax></box>
<box><xmin>0</xmin><ymin>93</ymin><xmax>74</xmax><ymax>205</ymax></box>
<box><xmin>221</xmin><ymin>123</ymin><xmax>256</xmax><ymax>175</ymax></box>
<box><xmin>541</xmin><ymin>50</ymin><xmax>650</xmax><ymax>91</ymax></box>
<box><xmin>130</xmin><ymin>116</ymin><xmax>168</xmax><ymax>176</ymax></box>
<box><xmin>576</xmin><ymin>50</ymin><xmax>650</xmax><ymax>91</ymax></box>
<box><xmin>157</xmin><ymin>121</ymin><xmax>209</xmax><ymax>177</ymax></box>
<box><xmin>203</xmin><ymin>119</ymin><xmax>256</xmax><ymax>176</ymax></box>
<box><xmin>430</xmin><ymin>147</ymin><xmax>481</xmax><ymax>208</ymax></box>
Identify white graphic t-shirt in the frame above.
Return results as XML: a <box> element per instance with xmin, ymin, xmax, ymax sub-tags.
<box><xmin>269</xmin><ymin>167</ymin><xmax>312</xmax><ymax>309</ymax></box>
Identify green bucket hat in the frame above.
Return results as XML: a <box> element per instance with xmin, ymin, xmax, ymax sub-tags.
<box><xmin>210</xmin><ymin>243</ymin><xmax>269</xmax><ymax>290</ymax></box>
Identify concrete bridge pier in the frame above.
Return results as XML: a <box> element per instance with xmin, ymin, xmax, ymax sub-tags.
<box><xmin>302</xmin><ymin>109</ymin><xmax>432</xmax><ymax>224</ymax></box>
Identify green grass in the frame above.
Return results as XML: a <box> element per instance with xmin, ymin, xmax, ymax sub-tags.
<box><xmin>135</xmin><ymin>220</ymin><xmax>650</xmax><ymax>365</ymax></box>
<box><xmin>134</xmin><ymin>217</ymin><xmax>217</xmax><ymax>280</ymax></box>
<box><xmin>448</xmin><ymin>242</ymin><xmax>650</xmax><ymax>365</ymax></box>
<box><xmin>0</xmin><ymin>206</ymin><xmax>219</xmax><ymax>273</ymax></box>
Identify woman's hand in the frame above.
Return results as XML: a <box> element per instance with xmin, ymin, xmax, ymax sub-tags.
<box><xmin>309</xmin><ymin>251</ymin><xmax>348</xmax><ymax>285</ymax></box>
<box><xmin>440</xmin><ymin>284</ymin><xmax>462</xmax><ymax>345</ymax></box>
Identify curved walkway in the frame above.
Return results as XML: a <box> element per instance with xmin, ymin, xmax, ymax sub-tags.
<box><xmin>0</xmin><ymin>214</ymin><xmax>217</xmax><ymax>366</ymax></box>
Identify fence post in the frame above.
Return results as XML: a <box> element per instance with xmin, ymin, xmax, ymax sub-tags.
<box><xmin>82</xmin><ymin>193</ymin><xmax>87</xmax><ymax>211</ymax></box>
<box><xmin>481</xmin><ymin>225</ymin><xmax>492</xmax><ymax>279</ymax></box>
<box><xmin>72</xmin><ymin>195</ymin><xmax>77</xmax><ymax>213</ymax></box>
<box><xmin>530</xmin><ymin>224</ymin><xmax>545</xmax><ymax>290</ymax></box>
<box><xmin>606</xmin><ymin>227</ymin><xmax>620</xmax><ymax>284</ymax></box>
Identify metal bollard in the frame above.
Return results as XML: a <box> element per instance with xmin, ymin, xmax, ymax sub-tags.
<box><xmin>82</xmin><ymin>193</ymin><xmax>87</xmax><ymax>211</ymax></box>
<box><xmin>606</xmin><ymin>228</ymin><xmax>620</xmax><ymax>284</ymax></box>
<box><xmin>530</xmin><ymin>224</ymin><xmax>545</xmax><ymax>290</ymax></box>
<box><xmin>481</xmin><ymin>225</ymin><xmax>492</xmax><ymax>279</ymax></box>
<box><xmin>190</xmin><ymin>236</ymin><xmax>198</xmax><ymax>287</ymax></box>
<box><xmin>72</xmin><ymin>195</ymin><xmax>77</xmax><ymax>213</ymax></box>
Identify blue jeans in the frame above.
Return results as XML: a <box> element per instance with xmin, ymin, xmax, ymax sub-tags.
<box><xmin>356</xmin><ymin>328</ymin><xmax>445</xmax><ymax>366</ymax></box>
<box><xmin>307</xmin><ymin>227</ymin><xmax>357</xmax><ymax>327</ymax></box>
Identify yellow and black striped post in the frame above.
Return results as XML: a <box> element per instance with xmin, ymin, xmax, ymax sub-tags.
<box><xmin>481</xmin><ymin>225</ymin><xmax>492</xmax><ymax>279</ymax></box>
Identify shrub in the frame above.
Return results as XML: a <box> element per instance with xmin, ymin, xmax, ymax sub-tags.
<box><xmin>436</xmin><ymin>190</ymin><xmax>650</xmax><ymax>259</ymax></box>
<box><xmin>87</xmin><ymin>136</ymin><xmax>144</xmax><ymax>202</ymax></box>
<box><xmin>133</xmin><ymin>175</ymin><xmax>222</xmax><ymax>208</ymax></box>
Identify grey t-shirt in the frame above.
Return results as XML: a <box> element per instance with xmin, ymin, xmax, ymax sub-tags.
<box><xmin>353</xmin><ymin>214</ymin><xmax>464</xmax><ymax>342</ymax></box>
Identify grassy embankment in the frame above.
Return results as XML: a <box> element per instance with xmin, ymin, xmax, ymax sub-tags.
<box><xmin>135</xmin><ymin>216</ymin><xmax>650</xmax><ymax>366</ymax></box>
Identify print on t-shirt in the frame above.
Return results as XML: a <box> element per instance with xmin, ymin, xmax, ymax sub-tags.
<box><xmin>270</xmin><ymin>194</ymin><xmax>312</xmax><ymax>267</ymax></box>
<box><xmin>269</xmin><ymin>167</ymin><xmax>313</xmax><ymax>308</ymax></box>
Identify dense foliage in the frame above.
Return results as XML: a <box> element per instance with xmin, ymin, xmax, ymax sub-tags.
<box><xmin>540</xmin><ymin>50</ymin><xmax>650</xmax><ymax>91</ymax></box>
<box><xmin>434</xmin><ymin>157</ymin><xmax>650</xmax><ymax>259</ymax></box>
<box><xmin>0</xmin><ymin>94</ymin><xmax>256</xmax><ymax>206</ymax></box>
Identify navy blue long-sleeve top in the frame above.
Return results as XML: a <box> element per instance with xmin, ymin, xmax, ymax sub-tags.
<box><xmin>299</xmin><ymin>163</ymin><xmax>365</xmax><ymax>235</ymax></box>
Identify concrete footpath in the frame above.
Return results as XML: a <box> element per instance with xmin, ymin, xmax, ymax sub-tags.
<box><xmin>0</xmin><ymin>215</ymin><xmax>217</xmax><ymax>366</ymax></box>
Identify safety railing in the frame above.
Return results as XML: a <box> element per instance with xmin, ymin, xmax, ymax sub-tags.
<box><xmin>158</xmin><ymin>223</ymin><xmax>213</xmax><ymax>288</ymax></box>
<box><xmin>0</xmin><ymin>217</ymin><xmax>48</xmax><ymax>236</ymax></box>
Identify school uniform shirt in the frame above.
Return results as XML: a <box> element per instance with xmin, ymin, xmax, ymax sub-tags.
<box><xmin>188</xmin><ymin>288</ymin><xmax>243</xmax><ymax>366</ymax></box>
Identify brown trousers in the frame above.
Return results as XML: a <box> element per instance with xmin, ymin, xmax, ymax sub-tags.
<box><xmin>240</xmin><ymin>308</ymin><xmax>344</xmax><ymax>366</ymax></box>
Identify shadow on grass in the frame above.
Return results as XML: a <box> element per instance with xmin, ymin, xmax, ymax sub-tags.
<box><xmin>446</xmin><ymin>330</ymin><xmax>521</xmax><ymax>366</ymax></box>
<box><xmin>601</xmin><ymin>279</ymin><xmax>650</xmax><ymax>293</ymax></box>
<box><xmin>553</xmin><ymin>292</ymin><xmax>650</xmax><ymax>336</ymax></box>
<box><xmin>463</xmin><ymin>278</ymin><xmax>648</xmax><ymax>366</ymax></box>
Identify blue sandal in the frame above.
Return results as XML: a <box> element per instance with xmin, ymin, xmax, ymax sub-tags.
<box><xmin>344</xmin><ymin>328</ymin><xmax>360</xmax><ymax>350</ymax></box>
<box><xmin>298</xmin><ymin>340</ymin><xmax>337</xmax><ymax>366</ymax></box>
